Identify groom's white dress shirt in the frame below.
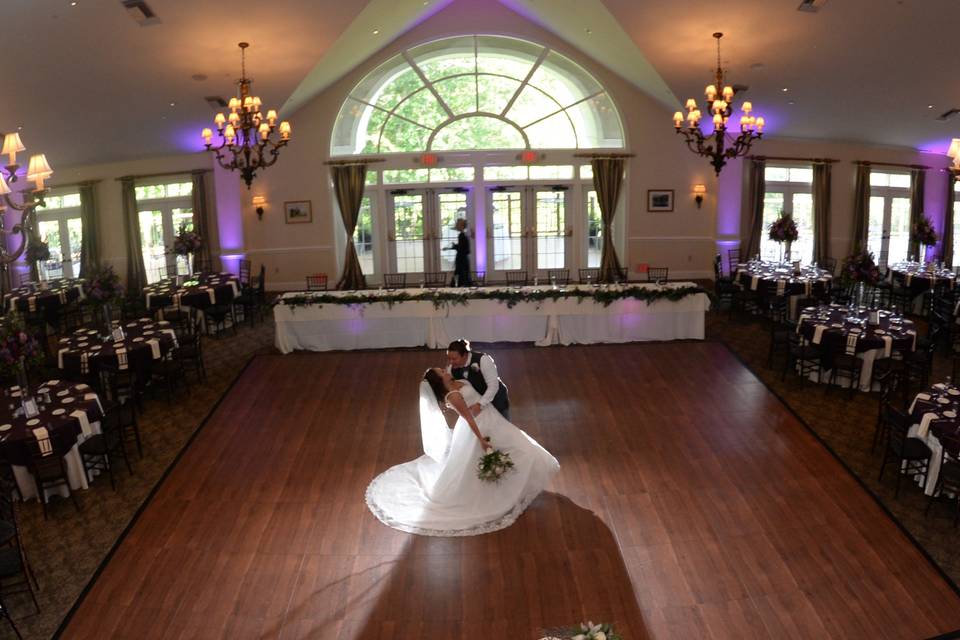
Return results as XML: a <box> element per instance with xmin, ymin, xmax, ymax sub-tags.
<box><xmin>448</xmin><ymin>353</ymin><xmax>500</xmax><ymax>409</ymax></box>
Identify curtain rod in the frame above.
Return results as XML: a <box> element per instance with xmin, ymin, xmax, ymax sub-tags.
<box><xmin>572</xmin><ymin>152</ymin><xmax>636</xmax><ymax>158</ymax></box>
<box><xmin>750</xmin><ymin>155</ymin><xmax>838</xmax><ymax>164</ymax></box>
<box><xmin>47</xmin><ymin>179</ymin><xmax>103</xmax><ymax>190</ymax></box>
<box><xmin>115</xmin><ymin>168</ymin><xmax>210</xmax><ymax>182</ymax></box>
<box><xmin>854</xmin><ymin>160</ymin><xmax>929</xmax><ymax>170</ymax></box>
<box><xmin>324</xmin><ymin>158</ymin><xmax>386</xmax><ymax>166</ymax></box>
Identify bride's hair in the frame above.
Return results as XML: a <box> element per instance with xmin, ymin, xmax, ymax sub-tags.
<box><xmin>423</xmin><ymin>369</ymin><xmax>447</xmax><ymax>406</ymax></box>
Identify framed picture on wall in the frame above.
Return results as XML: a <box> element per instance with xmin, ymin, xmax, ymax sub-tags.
<box><xmin>647</xmin><ymin>190</ymin><xmax>674</xmax><ymax>212</ymax></box>
<box><xmin>284</xmin><ymin>200</ymin><xmax>313</xmax><ymax>224</ymax></box>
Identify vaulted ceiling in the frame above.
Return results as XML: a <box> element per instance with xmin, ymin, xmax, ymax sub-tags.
<box><xmin>5</xmin><ymin>0</ymin><xmax>959</xmax><ymax>171</ymax></box>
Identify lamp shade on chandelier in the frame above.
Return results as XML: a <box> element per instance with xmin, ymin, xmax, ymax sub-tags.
<box><xmin>948</xmin><ymin>138</ymin><xmax>960</xmax><ymax>175</ymax></box>
<box><xmin>672</xmin><ymin>33</ymin><xmax>764</xmax><ymax>176</ymax></box>
<box><xmin>202</xmin><ymin>42</ymin><xmax>291</xmax><ymax>188</ymax></box>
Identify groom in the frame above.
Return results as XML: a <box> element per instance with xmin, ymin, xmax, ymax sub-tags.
<box><xmin>446</xmin><ymin>339</ymin><xmax>510</xmax><ymax>420</ymax></box>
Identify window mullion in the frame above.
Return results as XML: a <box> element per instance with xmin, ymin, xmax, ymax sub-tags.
<box><xmin>500</xmin><ymin>48</ymin><xmax>550</xmax><ymax>118</ymax></box>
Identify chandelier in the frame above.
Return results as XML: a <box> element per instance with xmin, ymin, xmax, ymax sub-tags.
<box><xmin>202</xmin><ymin>42</ymin><xmax>291</xmax><ymax>188</ymax></box>
<box><xmin>948</xmin><ymin>138</ymin><xmax>960</xmax><ymax>175</ymax></box>
<box><xmin>672</xmin><ymin>33</ymin><xmax>764</xmax><ymax>176</ymax></box>
<box><xmin>0</xmin><ymin>132</ymin><xmax>52</xmax><ymax>284</ymax></box>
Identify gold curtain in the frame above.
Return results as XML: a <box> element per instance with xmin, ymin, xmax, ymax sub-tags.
<box><xmin>812</xmin><ymin>162</ymin><xmax>832</xmax><ymax>264</ymax></box>
<box><xmin>742</xmin><ymin>158</ymin><xmax>766</xmax><ymax>259</ymax></box>
<box><xmin>944</xmin><ymin>173</ymin><xmax>956</xmax><ymax>266</ymax></box>
<box><xmin>333</xmin><ymin>164</ymin><xmax>368</xmax><ymax>290</ymax></box>
<box><xmin>590</xmin><ymin>157</ymin><xmax>625</xmax><ymax>282</ymax></box>
<box><xmin>850</xmin><ymin>163</ymin><xmax>871</xmax><ymax>255</ymax></box>
<box><xmin>78</xmin><ymin>182</ymin><xmax>100</xmax><ymax>277</ymax></box>
<box><xmin>121</xmin><ymin>177</ymin><xmax>147</xmax><ymax>294</ymax></box>
<box><xmin>191</xmin><ymin>171</ymin><xmax>218</xmax><ymax>272</ymax></box>
<box><xmin>908</xmin><ymin>168</ymin><xmax>926</xmax><ymax>260</ymax></box>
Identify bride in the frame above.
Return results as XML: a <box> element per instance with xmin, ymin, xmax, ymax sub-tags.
<box><xmin>366</xmin><ymin>367</ymin><xmax>559</xmax><ymax>536</ymax></box>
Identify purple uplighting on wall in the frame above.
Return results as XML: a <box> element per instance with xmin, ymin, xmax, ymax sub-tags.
<box><xmin>213</xmin><ymin>163</ymin><xmax>244</xmax><ymax>275</ymax></box>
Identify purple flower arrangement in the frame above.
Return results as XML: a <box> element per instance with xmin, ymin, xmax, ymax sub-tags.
<box><xmin>24</xmin><ymin>240</ymin><xmax>50</xmax><ymax>264</ymax></box>
<box><xmin>0</xmin><ymin>321</ymin><xmax>43</xmax><ymax>380</ymax></box>
<box><xmin>842</xmin><ymin>250</ymin><xmax>881</xmax><ymax>285</ymax></box>
<box><xmin>84</xmin><ymin>264</ymin><xmax>124</xmax><ymax>305</ymax></box>
<box><xmin>768</xmin><ymin>213</ymin><xmax>799</xmax><ymax>244</ymax></box>
<box><xmin>171</xmin><ymin>226</ymin><xmax>203</xmax><ymax>256</ymax></box>
<box><xmin>911</xmin><ymin>216</ymin><xmax>938</xmax><ymax>248</ymax></box>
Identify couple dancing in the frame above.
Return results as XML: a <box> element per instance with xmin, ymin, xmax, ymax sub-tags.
<box><xmin>366</xmin><ymin>339</ymin><xmax>559</xmax><ymax>536</ymax></box>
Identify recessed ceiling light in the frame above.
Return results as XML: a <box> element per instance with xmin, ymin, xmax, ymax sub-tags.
<box><xmin>787</xmin><ymin>100</ymin><xmax>795</xmax><ymax>105</ymax></box>
<box><xmin>169</xmin><ymin>101</ymin><xmax>176</xmax><ymax>107</ymax></box>
<box><xmin>70</xmin><ymin>1</ymin><xmax>77</xmax><ymax>5</ymax></box>
<box><xmin>928</xmin><ymin>104</ymin><xmax>935</xmax><ymax>109</ymax></box>
<box><xmin>781</xmin><ymin>87</ymin><xmax>789</xmax><ymax>92</ymax></box>
<box><xmin>585</xmin><ymin>28</ymin><xmax>592</xmax><ymax>35</ymax></box>
<box><xmin>372</xmin><ymin>29</ymin><xmax>380</xmax><ymax>35</ymax></box>
<box><xmin>17</xmin><ymin>126</ymin><xmax>22</xmax><ymax>131</ymax></box>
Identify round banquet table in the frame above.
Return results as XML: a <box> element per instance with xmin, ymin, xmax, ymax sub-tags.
<box><xmin>143</xmin><ymin>272</ymin><xmax>240</xmax><ymax>317</ymax></box>
<box><xmin>56</xmin><ymin>318</ymin><xmax>177</xmax><ymax>377</ymax></box>
<box><xmin>889</xmin><ymin>262</ymin><xmax>957</xmax><ymax>300</ymax></box>
<box><xmin>0</xmin><ymin>379</ymin><xmax>104</xmax><ymax>500</ymax></box>
<box><xmin>735</xmin><ymin>261</ymin><xmax>832</xmax><ymax>318</ymax></box>
<box><xmin>3</xmin><ymin>279</ymin><xmax>84</xmax><ymax>321</ymax></box>
<box><xmin>797</xmin><ymin>304</ymin><xmax>916</xmax><ymax>391</ymax></box>
<box><xmin>907</xmin><ymin>381</ymin><xmax>960</xmax><ymax>495</ymax></box>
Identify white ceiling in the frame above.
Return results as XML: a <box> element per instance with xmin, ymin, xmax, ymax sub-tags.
<box><xmin>7</xmin><ymin>0</ymin><xmax>960</xmax><ymax>173</ymax></box>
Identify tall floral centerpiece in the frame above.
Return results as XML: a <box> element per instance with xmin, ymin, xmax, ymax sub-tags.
<box><xmin>84</xmin><ymin>264</ymin><xmax>124</xmax><ymax>337</ymax></box>
<box><xmin>25</xmin><ymin>239</ymin><xmax>50</xmax><ymax>282</ymax></box>
<box><xmin>841</xmin><ymin>249</ymin><xmax>881</xmax><ymax>308</ymax></box>
<box><xmin>171</xmin><ymin>226</ymin><xmax>203</xmax><ymax>276</ymax></box>
<box><xmin>0</xmin><ymin>319</ymin><xmax>44</xmax><ymax>391</ymax></box>
<box><xmin>768</xmin><ymin>212</ymin><xmax>799</xmax><ymax>263</ymax></box>
<box><xmin>911</xmin><ymin>215</ymin><xmax>938</xmax><ymax>263</ymax></box>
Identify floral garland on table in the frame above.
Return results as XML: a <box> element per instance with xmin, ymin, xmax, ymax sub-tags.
<box><xmin>911</xmin><ymin>215</ymin><xmax>938</xmax><ymax>248</ymax></box>
<box><xmin>84</xmin><ymin>264</ymin><xmax>124</xmax><ymax>306</ymax></box>
<box><xmin>0</xmin><ymin>319</ymin><xmax>44</xmax><ymax>380</ymax></box>
<box><xmin>24</xmin><ymin>240</ymin><xmax>50</xmax><ymax>264</ymax></box>
<box><xmin>841</xmin><ymin>250</ymin><xmax>881</xmax><ymax>285</ymax></box>
<box><xmin>768</xmin><ymin>212</ymin><xmax>799</xmax><ymax>244</ymax></box>
<box><xmin>171</xmin><ymin>226</ymin><xmax>203</xmax><ymax>256</ymax></box>
<box><xmin>276</xmin><ymin>285</ymin><xmax>712</xmax><ymax>312</ymax></box>
<box><xmin>540</xmin><ymin>621</ymin><xmax>623</xmax><ymax>640</ymax></box>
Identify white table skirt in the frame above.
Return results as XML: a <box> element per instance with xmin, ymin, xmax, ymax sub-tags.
<box><xmin>274</xmin><ymin>283</ymin><xmax>710</xmax><ymax>353</ymax></box>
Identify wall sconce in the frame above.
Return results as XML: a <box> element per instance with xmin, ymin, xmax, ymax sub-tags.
<box><xmin>693</xmin><ymin>184</ymin><xmax>707</xmax><ymax>209</ymax></box>
<box><xmin>252</xmin><ymin>195</ymin><xmax>266</xmax><ymax>220</ymax></box>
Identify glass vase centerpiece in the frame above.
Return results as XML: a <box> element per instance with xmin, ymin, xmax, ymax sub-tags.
<box><xmin>84</xmin><ymin>264</ymin><xmax>124</xmax><ymax>339</ymax></box>
<box><xmin>841</xmin><ymin>249</ymin><xmax>881</xmax><ymax>312</ymax></box>
<box><xmin>768</xmin><ymin>211</ymin><xmax>799</xmax><ymax>264</ymax></box>
<box><xmin>24</xmin><ymin>239</ymin><xmax>50</xmax><ymax>284</ymax></box>
<box><xmin>170</xmin><ymin>226</ymin><xmax>204</xmax><ymax>277</ymax></box>
<box><xmin>911</xmin><ymin>215</ymin><xmax>938</xmax><ymax>265</ymax></box>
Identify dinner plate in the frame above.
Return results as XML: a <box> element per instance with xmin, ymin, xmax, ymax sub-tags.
<box><xmin>26</xmin><ymin>419</ymin><xmax>39</xmax><ymax>426</ymax></box>
<box><xmin>46</xmin><ymin>380</ymin><xmax>59</xmax><ymax>386</ymax></box>
<box><xmin>52</xmin><ymin>408</ymin><xmax>65</xmax><ymax>416</ymax></box>
<box><xmin>0</xmin><ymin>425</ymin><xmax>10</xmax><ymax>432</ymax></box>
<box><xmin>125</xmin><ymin>322</ymin><xmax>137</xmax><ymax>328</ymax></box>
<box><xmin>938</xmin><ymin>397</ymin><xmax>951</xmax><ymax>405</ymax></box>
<box><xmin>61</xmin><ymin>397</ymin><xmax>75</xmax><ymax>404</ymax></box>
<box><xmin>875</xmin><ymin>329</ymin><xmax>886</xmax><ymax>335</ymax></box>
<box><xmin>36</xmin><ymin>387</ymin><xmax>48</xmax><ymax>394</ymax></box>
<box><xmin>133</xmin><ymin>337</ymin><xmax>144</xmax><ymax>342</ymax></box>
<box><xmin>830</xmin><ymin>323</ymin><xmax>844</xmax><ymax>328</ymax></box>
<box><xmin>90</xmin><ymin>345</ymin><xmax>102</xmax><ymax>351</ymax></box>
<box><xmin>949</xmin><ymin>388</ymin><xmax>960</xmax><ymax>396</ymax></box>
<box><xmin>10</xmin><ymin>391</ymin><xmax>20</xmax><ymax>398</ymax></box>
<box><xmin>56</xmin><ymin>390</ymin><xmax>69</xmax><ymax>397</ymax></box>
<box><xmin>945</xmin><ymin>410</ymin><xmax>958</xmax><ymax>418</ymax></box>
<box><xmin>934</xmin><ymin>383</ymin><xmax>947</xmax><ymax>390</ymax></box>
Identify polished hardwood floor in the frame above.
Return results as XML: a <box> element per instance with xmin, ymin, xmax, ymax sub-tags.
<box><xmin>61</xmin><ymin>343</ymin><xmax>960</xmax><ymax>639</ymax></box>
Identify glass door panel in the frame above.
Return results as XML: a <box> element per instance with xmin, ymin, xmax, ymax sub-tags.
<box><xmin>586</xmin><ymin>191</ymin><xmax>602</xmax><ymax>268</ymax></box>
<box><xmin>535</xmin><ymin>190</ymin><xmax>567</xmax><ymax>270</ymax></box>
<box><xmin>759</xmin><ymin>192</ymin><xmax>785</xmax><ymax>261</ymax></box>
<box><xmin>791</xmin><ymin>193</ymin><xmax>814</xmax><ymax>264</ymax></box>
<box><xmin>66</xmin><ymin>217</ymin><xmax>82</xmax><ymax>278</ymax></box>
<box><xmin>139</xmin><ymin>210</ymin><xmax>166</xmax><ymax>283</ymax></box>
<box><xmin>171</xmin><ymin>207</ymin><xmax>194</xmax><ymax>276</ymax></box>
<box><xmin>489</xmin><ymin>190</ymin><xmax>523</xmax><ymax>273</ymax></box>
<box><xmin>867</xmin><ymin>196</ymin><xmax>885</xmax><ymax>262</ymax></box>
<box><xmin>355</xmin><ymin>197</ymin><xmax>375</xmax><ymax>275</ymax></box>
<box><xmin>888</xmin><ymin>197</ymin><xmax>911</xmax><ymax>265</ymax></box>
<box><xmin>437</xmin><ymin>192</ymin><xmax>469</xmax><ymax>273</ymax></box>
<box><xmin>37</xmin><ymin>220</ymin><xmax>63</xmax><ymax>280</ymax></box>
<box><xmin>390</xmin><ymin>193</ymin><xmax>426</xmax><ymax>273</ymax></box>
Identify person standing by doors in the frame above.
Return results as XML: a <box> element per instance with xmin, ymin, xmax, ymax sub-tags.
<box><xmin>448</xmin><ymin>217</ymin><xmax>472</xmax><ymax>287</ymax></box>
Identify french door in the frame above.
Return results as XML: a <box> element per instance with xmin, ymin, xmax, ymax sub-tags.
<box><xmin>36</xmin><ymin>215</ymin><xmax>82</xmax><ymax>279</ymax></box>
<box><xmin>486</xmin><ymin>186</ymin><xmax>571</xmax><ymax>280</ymax></box>
<box><xmin>387</xmin><ymin>188</ymin><xmax>471</xmax><ymax>274</ymax></box>
<box><xmin>138</xmin><ymin>205</ymin><xmax>195</xmax><ymax>283</ymax></box>
<box><xmin>867</xmin><ymin>194</ymin><xmax>911</xmax><ymax>267</ymax></box>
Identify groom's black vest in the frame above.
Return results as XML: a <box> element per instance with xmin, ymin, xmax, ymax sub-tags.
<box><xmin>452</xmin><ymin>351</ymin><xmax>509</xmax><ymax>416</ymax></box>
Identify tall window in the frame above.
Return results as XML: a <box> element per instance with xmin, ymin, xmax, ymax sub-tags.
<box><xmin>354</xmin><ymin>196</ymin><xmax>374</xmax><ymax>275</ymax></box>
<box><xmin>867</xmin><ymin>171</ymin><xmax>911</xmax><ymax>267</ymax></box>
<box><xmin>35</xmin><ymin>192</ymin><xmax>83</xmax><ymax>280</ymax></box>
<box><xmin>761</xmin><ymin>166</ymin><xmax>814</xmax><ymax>263</ymax></box>
<box><xmin>135</xmin><ymin>180</ymin><xmax>194</xmax><ymax>283</ymax></box>
<box><xmin>586</xmin><ymin>189</ymin><xmax>602</xmax><ymax>268</ymax></box>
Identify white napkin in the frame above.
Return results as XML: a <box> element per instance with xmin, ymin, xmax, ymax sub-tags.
<box><xmin>32</xmin><ymin>427</ymin><xmax>52</xmax><ymax>456</ymax></box>
<box><xmin>905</xmin><ymin>273</ymin><xmax>913</xmax><ymax>287</ymax></box>
<box><xmin>813</xmin><ymin>325</ymin><xmax>827</xmax><ymax>345</ymax></box>
<box><xmin>27</xmin><ymin>295</ymin><xmax>36</xmax><ymax>312</ymax></box>
<box><xmin>845</xmin><ymin>333</ymin><xmax>859</xmax><ymax>355</ymax></box>
<box><xmin>145</xmin><ymin>292</ymin><xmax>153</xmax><ymax>310</ymax></box>
<box><xmin>776</xmin><ymin>279</ymin><xmax>786</xmax><ymax>296</ymax></box>
<box><xmin>161</xmin><ymin>328</ymin><xmax>179</xmax><ymax>348</ymax></box>
<box><xmin>84</xmin><ymin>392</ymin><xmax>104</xmax><ymax>416</ymax></box>
<box><xmin>751</xmin><ymin>275</ymin><xmax>759</xmax><ymax>291</ymax></box>
<box><xmin>206</xmin><ymin>287</ymin><xmax>216</xmax><ymax>304</ymax></box>
<box><xmin>116</xmin><ymin>347</ymin><xmax>129</xmax><ymax>370</ymax></box>
<box><xmin>909</xmin><ymin>393</ymin><xmax>932</xmax><ymax>414</ymax></box>
<box><xmin>57</xmin><ymin>348</ymin><xmax>68</xmax><ymax>369</ymax></box>
<box><xmin>70</xmin><ymin>409</ymin><xmax>92</xmax><ymax>436</ymax></box>
<box><xmin>882</xmin><ymin>335</ymin><xmax>893</xmax><ymax>358</ymax></box>
<box><xmin>76</xmin><ymin>283</ymin><xmax>86</xmax><ymax>301</ymax></box>
<box><xmin>918</xmin><ymin>412</ymin><xmax>939</xmax><ymax>439</ymax></box>
<box><xmin>804</xmin><ymin>281</ymin><xmax>812</xmax><ymax>296</ymax></box>
<box><xmin>147</xmin><ymin>338</ymin><xmax>161</xmax><ymax>360</ymax></box>
<box><xmin>229</xmin><ymin>280</ymin><xmax>240</xmax><ymax>297</ymax></box>
<box><xmin>906</xmin><ymin>329</ymin><xmax>917</xmax><ymax>350</ymax></box>
<box><xmin>58</xmin><ymin>291</ymin><xmax>66</xmax><ymax>303</ymax></box>
<box><xmin>797</xmin><ymin>314</ymin><xmax>810</xmax><ymax>334</ymax></box>
<box><xmin>80</xmin><ymin>352</ymin><xmax>89</xmax><ymax>375</ymax></box>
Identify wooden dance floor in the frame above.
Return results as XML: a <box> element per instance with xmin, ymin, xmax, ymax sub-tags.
<box><xmin>62</xmin><ymin>343</ymin><xmax>960</xmax><ymax>639</ymax></box>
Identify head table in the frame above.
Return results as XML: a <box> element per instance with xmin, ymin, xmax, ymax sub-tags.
<box><xmin>273</xmin><ymin>283</ymin><xmax>711</xmax><ymax>353</ymax></box>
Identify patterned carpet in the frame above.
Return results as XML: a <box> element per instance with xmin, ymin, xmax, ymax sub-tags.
<box><xmin>707</xmin><ymin>310</ymin><xmax>960</xmax><ymax>590</ymax></box>
<box><xmin>7</xmin><ymin>309</ymin><xmax>959</xmax><ymax>639</ymax></box>
<box><xmin>9</xmin><ymin>318</ymin><xmax>276</xmax><ymax>640</ymax></box>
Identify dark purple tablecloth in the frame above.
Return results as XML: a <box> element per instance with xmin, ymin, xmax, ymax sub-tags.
<box><xmin>890</xmin><ymin>263</ymin><xmax>957</xmax><ymax>298</ymax></box>
<box><xmin>3</xmin><ymin>279</ymin><xmax>83</xmax><ymax>314</ymax></box>
<box><xmin>143</xmin><ymin>272</ymin><xmax>240</xmax><ymax>313</ymax></box>
<box><xmin>57</xmin><ymin>318</ymin><xmax>176</xmax><ymax>376</ymax></box>
<box><xmin>797</xmin><ymin>304</ymin><xmax>916</xmax><ymax>354</ymax></box>
<box><xmin>910</xmin><ymin>383</ymin><xmax>960</xmax><ymax>456</ymax></box>
<box><xmin>735</xmin><ymin>263</ymin><xmax>832</xmax><ymax>298</ymax></box>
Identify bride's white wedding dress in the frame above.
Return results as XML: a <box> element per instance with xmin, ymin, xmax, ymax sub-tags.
<box><xmin>366</xmin><ymin>380</ymin><xmax>559</xmax><ymax>536</ymax></box>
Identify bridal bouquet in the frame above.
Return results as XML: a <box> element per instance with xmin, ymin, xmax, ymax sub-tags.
<box><xmin>477</xmin><ymin>448</ymin><xmax>514</xmax><ymax>482</ymax></box>
<box><xmin>540</xmin><ymin>621</ymin><xmax>623</xmax><ymax>640</ymax></box>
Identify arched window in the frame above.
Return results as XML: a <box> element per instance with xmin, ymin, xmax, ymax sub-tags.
<box><xmin>331</xmin><ymin>35</ymin><xmax>625</xmax><ymax>155</ymax></box>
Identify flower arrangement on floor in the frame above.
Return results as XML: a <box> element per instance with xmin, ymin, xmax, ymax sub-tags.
<box><xmin>477</xmin><ymin>447</ymin><xmax>514</xmax><ymax>483</ymax></box>
<box><xmin>767</xmin><ymin>211</ymin><xmax>799</xmax><ymax>244</ymax></box>
<box><xmin>24</xmin><ymin>240</ymin><xmax>50</xmax><ymax>264</ymax></box>
<box><xmin>84</xmin><ymin>264</ymin><xmax>124</xmax><ymax>306</ymax></box>
<box><xmin>911</xmin><ymin>215</ymin><xmax>938</xmax><ymax>259</ymax></box>
<box><xmin>0</xmin><ymin>319</ymin><xmax>44</xmax><ymax>382</ymax></box>
<box><xmin>540</xmin><ymin>621</ymin><xmax>623</xmax><ymax>640</ymax></box>
<box><xmin>841</xmin><ymin>250</ymin><xmax>881</xmax><ymax>285</ymax></box>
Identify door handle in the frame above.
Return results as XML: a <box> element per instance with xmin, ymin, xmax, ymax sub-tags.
<box><xmin>565</xmin><ymin>227</ymin><xmax>573</xmax><ymax>237</ymax></box>
<box><xmin>387</xmin><ymin>232</ymin><xmax>396</xmax><ymax>242</ymax></box>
